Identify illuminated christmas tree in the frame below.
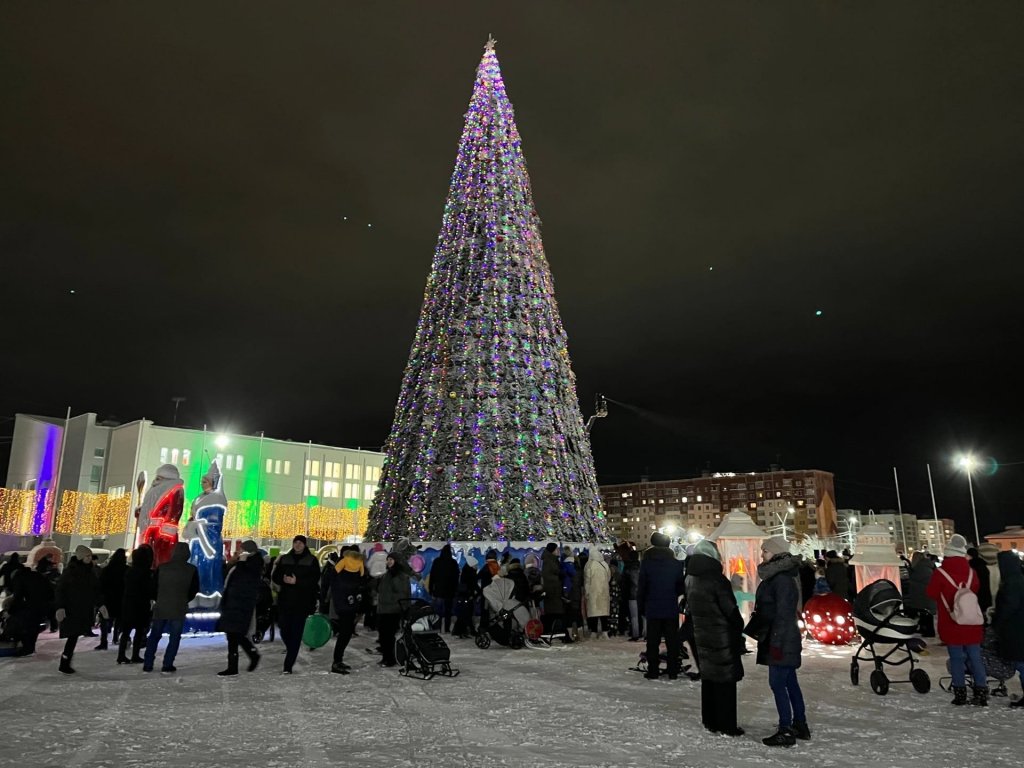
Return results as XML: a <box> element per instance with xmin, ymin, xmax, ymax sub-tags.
<box><xmin>366</xmin><ymin>38</ymin><xmax>607</xmax><ymax>543</ymax></box>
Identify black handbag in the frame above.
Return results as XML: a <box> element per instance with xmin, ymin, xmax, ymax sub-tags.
<box><xmin>742</xmin><ymin>610</ymin><xmax>766</xmax><ymax>640</ymax></box>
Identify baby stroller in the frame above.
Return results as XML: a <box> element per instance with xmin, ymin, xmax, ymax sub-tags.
<box><xmin>850</xmin><ymin>579</ymin><xmax>930</xmax><ymax>696</ymax></box>
<box><xmin>476</xmin><ymin>578</ymin><xmax>543</xmax><ymax>650</ymax></box>
<box><xmin>395</xmin><ymin>598</ymin><xmax>458</xmax><ymax>680</ymax></box>
<box><xmin>938</xmin><ymin>625</ymin><xmax>1014</xmax><ymax>698</ymax></box>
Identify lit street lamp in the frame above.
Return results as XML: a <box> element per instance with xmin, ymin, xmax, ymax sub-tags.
<box><xmin>956</xmin><ymin>454</ymin><xmax>981</xmax><ymax>545</ymax></box>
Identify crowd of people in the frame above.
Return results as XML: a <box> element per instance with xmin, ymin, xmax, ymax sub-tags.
<box><xmin>2</xmin><ymin>527</ymin><xmax>1023</xmax><ymax>748</ymax></box>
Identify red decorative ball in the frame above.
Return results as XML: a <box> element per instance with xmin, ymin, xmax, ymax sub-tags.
<box><xmin>801</xmin><ymin>592</ymin><xmax>857</xmax><ymax>645</ymax></box>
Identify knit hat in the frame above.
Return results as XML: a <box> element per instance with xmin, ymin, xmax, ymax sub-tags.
<box><xmin>978</xmin><ymin>543</ymin><xmax>999</xmax><ymax>566</ymax></box>
<box><xmin>74</xmin><ymin>545</ymin><xmax>93</xmax><ymax>560</ymax></box>
<box><xmin>293</xmin><ymin>535</ymin><xmax>307</xmax><ymax>546</ymax></box>
<box><xmin>650</xmin><ymin>532</ymin><xmax>670</xmax><ymax>548</ymax></box>
<box><xmin>944</xmin><ymin>534</ymin><xmax>968</xmax><ymax>558</ymax></box>
<box><xmin>693</xmin><ymin>539</ymin><xmax>721</xmax><ymax>562</ymax></box>
<box><xmin>762</xmin><ymin>537</ymin><xmax>792</xmax><ymax>558</ymax></box>
<box><xmin>241</xmin><ymin>540</ymin><xmax>259</xmax><ymax>554</ymax></box>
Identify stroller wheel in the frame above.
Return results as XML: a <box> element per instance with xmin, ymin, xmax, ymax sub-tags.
<box><xmin>911</xmin><ymin>669</ymin><xmax>931</xmax><ymax>694</ymax></box>
<box><xmin>510</xmin><ymin>632</ymin><xmax>525</xmax><ymax>650</ymax></box>
<box><xmin>850</xmin><ymin>661</ymin><xmax>859</xmax><ymax>686</ymax></box>
<box><xmin>474</xmin><ymin>633</ymin><xmax>491</xmax><ymax>649</ymax></box>
<box><xmin>251</xmin><ymin>633</ymin><xmax>262</xmax><ymax>646</ymax></box>
<box><xmin>870</xmin><ymin>670</ymin><xmax>889</xmax><ymax>696</ymax></box>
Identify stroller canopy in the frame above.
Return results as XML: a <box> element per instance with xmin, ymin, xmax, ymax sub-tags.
<box><xmin>482</xmin><ymin>577</ymin><xmax>519</xmax><ymax>614</ymax></box>
<box><xmin>854</xmin><ymin>579</ymin><xmax>902</xmax><ymax>623</ymax></box>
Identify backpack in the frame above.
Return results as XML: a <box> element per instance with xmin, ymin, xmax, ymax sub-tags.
<box><xmin>938</xmin><ymin>567</ymin><xmax>984</xmax><ymax>626</ymax></box>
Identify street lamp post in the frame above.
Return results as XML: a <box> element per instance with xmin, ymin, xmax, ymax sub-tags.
<box><xmin>957</xmin><ymin>455</ymin><xmax>981</xmax><ymax>546</ymax></box>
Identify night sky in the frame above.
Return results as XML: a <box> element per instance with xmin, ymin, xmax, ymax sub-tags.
<box><xmin>2</xmin><ymin>2</ymin><xmax>1022</xmax><ymax>536</ymax></box>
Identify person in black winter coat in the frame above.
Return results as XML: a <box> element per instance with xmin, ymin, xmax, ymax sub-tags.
<box><xmin>118</xmin><ymin>545</ymin><xmax>155</xmax><ymax>664</ymax></box>
<box><xmin>452</xmin><ymin>556</ymin><xmax>479</xmax><ymax>638</ymax></box>
<box><xmin>540</xmin><ymin>544</ymin><xmax>570</xmax><ymax>641</ymax></box>
<box><xmin>824</xmin><ymin>551</ymin><xmax>849</xmax><ymax>600</ymax></box>
<box><xmin>686</xmin><ymin>540</ymin><xmax>745</xmax><ymax>735</ymax></box>
<box><xmin>54</xmin><ymin>546</ymin><xmax>104</xmax><ymax>674</ymax></box>
<box><xmin>427</xmin><ymin>544</ymin><xmax>460</xmax><ymax>633</ymax></box>
<box><xmin>143</xmin><ymin>542</ymin><xmax>199</xmax><ymax>673</ymax></box>
<box><xmin>992</xmin><ymin>550</ymin><xmax>1024</xmax><ymax>706</ymax></box>
<box><xmin>96</xmin><ymin>548</ymin><xmax>127</xmax><ymax>650</ymax></box>
<box><xmin>637</xmin><ymin>532</ymin><xmax>685</xmax><ymax>679</ymax></box>
<box><xmin>967</xmin><ymin>548</ymin><xmax>994</xmax><ymax>615</ymax></box>
<box><xmin>327</xmin><ymin>546</ymin><xmax>366</xmax><ymax>673</ymax></box>
<box><xmin>754</xmin><ymin>537</ymin><xmax>809</xmax><ymax>747</ymax></box>
<box><xmin>10</xmin><ymin>558</ymin><xmax>55</xmax><ymax>656</ymax></box>
<box><xmin>216</xmin><ymin>541</ymin><xmax>264</xmax><ymax>675</ymax></box>
<box><xmin>272</xmin><ymin>535</ymin><xmax>321</xmax><ymax>674</ymax></box>
<box><xmin>0</xmin><ymin>552</ymin><xmax>25</xmax><ymax>595</ymax></box>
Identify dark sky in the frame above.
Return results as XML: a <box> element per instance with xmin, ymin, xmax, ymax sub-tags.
<box><xmin>2</xmin><ymin>2</ymin><xmax>1023</xmax><ymax>537</ymax></box>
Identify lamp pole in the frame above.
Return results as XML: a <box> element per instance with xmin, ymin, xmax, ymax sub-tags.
<box><xmin>966</xmin><ymin>467</ymin><xmax>979</xmax><ymax>546</ymax></box>
<box><xmin>956</xmin><ymin>455</ymin><xmax>981</xmax><ymax>546</ymax></box>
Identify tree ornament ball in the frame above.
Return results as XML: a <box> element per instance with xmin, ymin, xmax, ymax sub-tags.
<box><xmin>801</xmin><ymin>592</ymin><xmax>857</xmax><ymax>645</ymax></box>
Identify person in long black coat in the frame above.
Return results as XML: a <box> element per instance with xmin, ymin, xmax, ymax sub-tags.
<box><xmin>10</xmin><ymin>558</ymin><xmax>55</xmax><ymax>656</ymax></box>
<box><xmin>427</xmin><ymin>544</ymin><xmax>460</xmax><ymax>633</ymax></box>
<box><xmin>118</xmin><ymin>545</ymin><xmax>154</xmax><ymax>664</ymax></box>
<box><xmin>96</xmin><ymin>548</ymin><xmax>127</xmax><ymax>650</ymax></box>
<box><xmin>452</xmin><ymin>556</ymin><xmax>479</xmax><ymax>638</ymax></box>
<box><xmin>992</xmin><ymin>550</ymin><xmax>1024</xmax><ymax>706</ymax></box>
<box><xmin>685</xmin><ymin>540</ymin><xmax>745</xmax><ymax>736</ymax></box>
<box><xmin>54</xmin><ymin>546</ymin><xmax>104</xmax><ymax>673</ymax></box>
<box><xmin>272</xmin><ymin>535</ymin><xmax>321</xmax><ymax>674</ymax></box>
<box><xmin>216</xmin><ymin>541</ymin><xmax>264</xmax><ymax>675</ymax></box>
<box><xmin>967</xmin><ymin>547</ymin><xmax>995</xmax><ymax>615</ymax></box>
<box><xmin>637</xmin><ymin>532</ymin><xmax>685</xmax><ymax>678</ymax></box>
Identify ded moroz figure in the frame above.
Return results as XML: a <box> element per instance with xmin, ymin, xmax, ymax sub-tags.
<box><xmin>182</xmin><ymin>460</ymin><xmax>227</xmax><ymax>605</ymax></box>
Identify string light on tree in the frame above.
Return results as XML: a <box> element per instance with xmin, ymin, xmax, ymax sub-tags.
<box><xmin>365</xmin><ymin>37</ymin><xmax>606</xmax><ymax>543</ymax></box>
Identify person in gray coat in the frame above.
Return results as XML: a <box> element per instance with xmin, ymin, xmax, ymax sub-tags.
<box><xmin>754</xmin><ymin>537</ymin><xmax>809</xmax><ymax>747</ymax></box>
<box><xmin>376</xmin><ymin>552</ymin><xmax>412</xmax><ymax>667</ymax></box>
<box><xmin>142</xmin><ymin>542</ymin><xmax>199</xmax><ymax>672</ymax></box>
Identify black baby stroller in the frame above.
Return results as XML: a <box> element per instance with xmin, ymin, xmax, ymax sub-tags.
<box><xmin>850</xmin><ymin>579</ymin><xmax>930</xmax><ymax>696</ymax></box>
<box><xmin>476</xmin><ymin>578</ymin><xmax>544</xmax><ymax>650</ymax></box>
<box><xmin>939</xmin><ymin>625</ymin><xmax>1015</xmax><ymax>698</ymax></box>
<box><xmin>395</xmin><ymin>598</ymin><xmax>459</xmax><ymax>680</ymax></box>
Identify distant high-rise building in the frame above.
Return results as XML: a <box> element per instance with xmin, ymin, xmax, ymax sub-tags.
<box><xmin>600</xmin><ymin>467</ymin><xmax>836</xmax><ymax>543</ymax></box>
<box><xmin>917</xmin><ymin>518</ymin><xmax>956</xmax><ymax>553</ymax></box>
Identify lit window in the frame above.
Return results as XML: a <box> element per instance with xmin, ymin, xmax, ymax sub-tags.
<box><xmin>182</xmin><ymin>449</ymin><xmax>191</xmax><ymax>467</ymax></box>
<box><xmin>310</xmin><ymin>460</ymin><xmax>320</xmax><ymax>477</ymax></box>
<box><xmin>323</xmin><ymin>481</ymin><xmax>340</xmax><ymax>498</ymax></box>
<box><xmin>696</xmin><ymin>495</ymin><xmax>702</xmax><ymax>502</ymax></box>
<box><xmin>266</xmin><ymin>458</ymin><xmax>273</xmax><ymax>473</ymax></box>
<box><xmin>160</xmin><ymin>447</ymin><xmax>169</xmax><ymax>463</ymax></box>
<box><xmin>235</xmin><ymin>455</ymin><xmax>243</xmax><ymax>471</ymax></box>
<box><xmin>303</xmin><ymin>479</ymin><xmax>319</xmax><ymax>497</ymax></box>
<box><xmin>345</xmin><ymin>482</ymin><xmax>359</xmax><ymax>500</ymax></box>
<box><xmin>364</xmin><ymin>483</ymin><xmax>376</xmax><ymax>500</ymax></box>
<box><xmin>283</xmin><ymin>460</ymin><xmax>290</xmax><ymax>475</ymax></box>
<box><xmin>226</xmin><ymin>455</ymin><xmax>234</xmax><ymax>470</ymax></box>
<box><xmin>346</xmin><ymin>464</ymin><xmax>362</xmax><ymax>481</ymax></box>
<box><xmin>366</xmin><ymin>466</ymin><xmax>381</xmax><ymax>483</ymax></box>
<box><xmin>171</xmin><ymin>448</ymin><xmax>180</xmax><ymax>464</ymax></box>
<box><xmin>273</xmin><ymin>460</ymin><xmax>281</xmax><ymax>474</ymax></box>
<box><xmin>94</xmin><ymin>447</ymin><xmax>105</xmax><ymax>459</ymax></box>
<box><xmin>682</xmin><ymin>496</ymin><xmax>687</xmax><ymax>503</ymax></box>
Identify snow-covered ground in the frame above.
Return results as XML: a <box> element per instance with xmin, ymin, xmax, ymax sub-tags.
<box><xmin>0</xmin><ymin>630</ymin><xmax>1020</xmax><ymax>768</ymax></box>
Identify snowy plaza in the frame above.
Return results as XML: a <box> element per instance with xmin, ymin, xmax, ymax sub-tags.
<box><xmin>0</xmin><ymin>631</ymin><xmax>1020</xmax><ymax>768</ymax></box>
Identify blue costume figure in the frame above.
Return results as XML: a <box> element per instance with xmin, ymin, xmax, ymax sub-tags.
<box><xmin>183</xmin><ymin>460</ymin><xmax>226</xmax><ymax>606</ymax></box>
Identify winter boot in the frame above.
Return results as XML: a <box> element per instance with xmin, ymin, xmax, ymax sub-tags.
<box><xmin>129</xmin><ymin>635</ymin><xmax>145</xmax><ymax>664</ymax></box>
<box><xmin>762</xmin><ymin>728</ymin><xmax>796</xmax><ymax>747</ymax></box>
<box><xmin>951</xmin><ymin>686</ymin><xmax>969</xmax><ymax>706</ymax></box>
<box><xmin>791</xmin><ymin>721</ymin><xmax>811</xmax><ymax>741</ymax></box>
<box><xmin>246</xmin><ymin>649</ymin><xmax>261</xmax><ymax>673</ymax></box>
<box><xmin>59</xmin><ymin>654</ymin><xmax>75</xmax><ymax>675</ymax></box>
<box><xmin>117</xmin><ymin>633</ymin><xmax>131</xmax><ymax>664</ymax></box>
<box><xmin>972</xmin><ymin>687</ymin><xmax>989</xmax><ymax>707</ymax></box>
<box><xmin>217</xmin><ymin>653</ymin><xmax>239</xmax><ymax>677</ymax></box>
<box><xmin>331</xmin><ymin>662</ymin><xmax>350</xmax><ymax>674</ymax></box>
<box><xmin>1009</xmin><ymin>697</ymin><xmax>1024</xmax><ymax>708</ymax></box>
<box><xmin>95</xmin><ymin>639</ymin><xmax>108</xmax><ymax>651</ymax></box>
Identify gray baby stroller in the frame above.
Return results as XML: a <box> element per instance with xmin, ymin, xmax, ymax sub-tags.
<box><xmin>476</xmin><ymin>577</ymin><xmax>545</xmax><ymax>650</ymax></box>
